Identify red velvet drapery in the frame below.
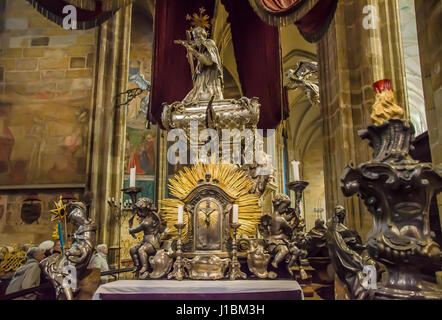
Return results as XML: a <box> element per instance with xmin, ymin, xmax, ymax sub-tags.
<box><xmin>221</xmin><ymin>0</ymin><xmax>285</xmax><ymax>129</ymax></box>
<box><xmin>26</xmin><ymin>0</ymin><xmax>117</xmax><ymax>29</ymax></box>
<box><xmin>149</xmin><ymin>0</ymin><xmax>285</xmax><ymax>130</ymax></box>
<box><xmin>295</xmin><ymin>0</ymin><xmax>338</xmax><ymax>42</ymax></box>
<box><xmin>148</xmin><ymin>0</ymin><xmax>215</xmax><ymax>129</ymax></box>
<box><xmin>249</xmin><ymin>0</ymin><xmax>338</xmax><ymax>42</ymax></box>
<box><xmin>260</xmin><ymin>0</ymin><xmax>303</xmax><ymax>13</ymax></box>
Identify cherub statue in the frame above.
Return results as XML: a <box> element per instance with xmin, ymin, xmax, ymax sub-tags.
<box><xmin>258</xmin><ymin>194</ymin><xmax>310</xmax><ymax>278</ymax></box>
<box><xmin>128</xmin><ymin>198</ymin><xmax>165</xmax><ymax>279</ymax></box>
<box><xmin>175</xmin><ymin>27</ymin><xmax>224</xmax><ymax>104</ymax></box>
<box><xmin>258</xmin><ymin>194</ymin><xmax>294</xmax><ymax>269</ymax></box>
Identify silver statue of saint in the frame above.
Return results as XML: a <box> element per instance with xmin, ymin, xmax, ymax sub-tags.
<box><xmin>175</xmin><ymin>27</ymin><xmax>224</xmax><ymax>104</ymax></box>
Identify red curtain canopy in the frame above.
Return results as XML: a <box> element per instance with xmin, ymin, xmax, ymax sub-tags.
<box><xmin>149</xmin><ymin>0</ymin><xmax>285</xmax><ymax>130</ymax></box>
<box><xmin>249</xmin><ymin>0</ymin><xmax>338</xmax><ymax>42</ymax></box>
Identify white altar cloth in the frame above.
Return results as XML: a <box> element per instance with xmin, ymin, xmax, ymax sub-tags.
<box><xmin>92</xmin><ymin>280</ymin><xmax>304</xmax><ymax>300</ymax></box>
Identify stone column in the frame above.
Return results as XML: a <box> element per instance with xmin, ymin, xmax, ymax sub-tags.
<box><xmin>318</xmin><ymin>0</ymin><xmax>407</xmax><ymax>237</ymax></box>
<box><xmin>87</xmin><ymin>5</ymin><xmax>132</xmax><ymax>267</ymax></box>
<box><xmin>415</xmin><ymin>0</ymin><xmax>442</xmax><ymax>228</ymax></box>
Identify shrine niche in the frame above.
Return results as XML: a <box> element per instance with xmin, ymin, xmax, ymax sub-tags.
<box><xmin>161</xmin><ymin>163</ymin><xmax>261</xmax><ymax>258</ymax></box>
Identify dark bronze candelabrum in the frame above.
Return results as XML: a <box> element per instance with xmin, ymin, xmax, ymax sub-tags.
<box><xmin>340</xmin><ymin>119</ymin><xmax>442</xmax><ymax>299</ymax></box>
<box><xmin>168</xmin><ymin>223</ymin><xmax>186</xmax><ymax>281</ymax></box>
<box><xmin>107</xmin><ymin>187</ymin><xmax>142</xmax><ymax>275</ymax></box>
<box><xmin>122</xmin><ymin>187</ymin><xmax>142</xmax><ymax>209</ymax></box>
<box><xmin>287</xmin><ymin>181</ymin><xmax>309</xmax><ymax>217</ymax></box>
<box><xmin>229</xmin><ymin>222</ymin><xmax>247</xmax><ymax>280</ymax></box>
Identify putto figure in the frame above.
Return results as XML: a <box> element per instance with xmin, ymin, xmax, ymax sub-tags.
<box><xmin>128</xmin><ymin>198</ymin><xmax>164</xmax><ymax>279</ymax></box>
<box><xmin>175</xmin><ymin>27</ymin><xmax>224</xmax><ymax>104</ymax></box>
<box><xmin>258</xmin><ymin>194</ymin><xmax>294</xmax><ymax>269</ymax></box>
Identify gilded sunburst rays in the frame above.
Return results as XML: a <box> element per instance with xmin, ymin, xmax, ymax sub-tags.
<box><xmin>160</xmin><ymin>163</ymin><xmax>261</xmax><ymax>239</ymax></box>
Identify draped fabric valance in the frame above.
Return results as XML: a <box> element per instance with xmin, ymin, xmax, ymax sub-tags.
<box><xmin>64</xmin><ymin>0</ymin><xmax>133</xmax><ymax>11</ymax></box>
<box><xmin>248</xmin><ymin>0</ymin><xmax>338</xmax><ymax>42</ymax></box>
<box><xmin>25</xmin><ymin>0</ymin><xmax>131</xmax><ymax>29</ymax></box>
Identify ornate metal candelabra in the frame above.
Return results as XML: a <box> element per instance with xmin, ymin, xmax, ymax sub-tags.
<box><xmin>168</xmin><ymin>223</ymin><xmax>186</xmax><ymax>281</ymax></box>
<box><xmin>122</xmin><ymin>187</ymin><xmax>142</xmax><ymax>209</ymax></box>
<box><xmin>286</xmin><ymin>181</ymin><xmax>309</xmax><ymax>234</ymax></box>
<box><xmin>340</xmin><ymin>118</ymin><xmax>442</xmax><ymax>299</ymax></box>
<box><xmin>286</xmin><ymin>181</ymin><xmax>309</xmax><ymax>216</ymax></box>
<box><xmin>229</xmin><ymin>223</ymin><xmax>247</xmax><ymax>280</ymax></box>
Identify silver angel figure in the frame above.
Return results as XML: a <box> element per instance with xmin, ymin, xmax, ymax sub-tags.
<box><xmin>41</xmin><ymin>201</ymin><xmax>96</xmax><ymax>300</ymax></box>
<box><xmin>286</xmin><ymin>61</ymin><xmax>319</xmax><ymax>107</ymax></box>
<box><xmin>175</xmin><ymin>27</ymin><xmax>224</xmax><ymax>104</ymax></box>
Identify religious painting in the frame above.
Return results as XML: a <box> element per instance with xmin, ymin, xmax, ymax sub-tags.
<box><xmin>0</xmin><ymin>99</ymin><xmax>91</xmax><ymax>187</ymax></box>
<box><xmin>123</xmin><ymin>4</ymin><xmax>157</xmax><ymax>202</ymax></box>
<box><xmin>125</xmin><ymin>127</ymin><xmax>156</xmax><ymax>177</ymax></box>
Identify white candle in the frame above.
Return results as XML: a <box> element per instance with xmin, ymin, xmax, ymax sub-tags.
<box><xmin>178</xmin><ymin>205</ymin><xmax>184</xmax><ymax>224</ymax></box>
<box><xmin>130</xmin><ymin>167</ymin><xmax>136</xmax><ymax>187</ymax></box>
<box><xmin>291</xmin><ymin>160</ymin><xmax>300</xmax><ymax>181</ymax></box>
<box><xmin>232</xmin><ymin>204</ymin><xmax>239</xmax><ymax>223</ymax></box>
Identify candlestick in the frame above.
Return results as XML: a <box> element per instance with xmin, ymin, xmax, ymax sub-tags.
<box><xmin>228</xmin><ymin>223</ymin><xmax>247</xmax><ymax>280</ymax></box>
<box><xmin>130</xmin><ymin>167</ymin><xmax>136</xmax><ymax>188</ymax></box>
<box><xmin>168</xmin><ymin>223</ymin><xmax>186</xmax><ymax>281</ymax></box>
<box><xmin>286</xmin><ymin>181</ymin><xmax>309</xmax><ymax>217</ymax></box>
<box><xmin>232</xmin><ymin>204</ymin><xmax>239</xmax><ymax>223</ymax></box>
<box><xmin>178</xmin><ymin>205</ymin><xmax>184</xmax><ymax>224</ymax></box>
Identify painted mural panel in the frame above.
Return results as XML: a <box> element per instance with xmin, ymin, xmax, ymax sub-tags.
<box><xmin>0</xmin><ymin>99</ymin><xmax>90</xmax><ymax>185</ymax></box>
<box><xmin>124</xmin><ymin>7</ymin><xmax>156</xmax><ymax>198</ymax></box>
<box><xmin>0</xmin><ymin>1</ymin><xmax>95</xmax><ymax>187</ymax></box>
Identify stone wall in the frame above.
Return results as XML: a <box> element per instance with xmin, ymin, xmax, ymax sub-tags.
<box><xmin>0</xmin><ymin>0</ymin><xmax>96</xmax><ymax>247</ymax></box>
<box><xmin>302</xmin><ymin>133</ymin><xmax>326</xmax><ymax>231</ymax></box>
<box><xmin>415</xmin><ymin>0</ymin><xmax>442</xmax><ymax>228</ymax></box>
<box><xmin>318</xmin><ymin>0</ymin><xmax>407</xmax><ymax>238</ymax></box>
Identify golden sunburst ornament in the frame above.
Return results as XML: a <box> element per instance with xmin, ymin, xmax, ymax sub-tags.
<box><xmin>160</xmin><ymin>163</ymin><xmax>262</xmax><ymax>240</ymax></box>
<box><xmin>186</xmin><ymin>7</ymin><xmax>211</xmax><ymax>34</ymax></box>
<box><xmin>50</xmin><ymin>195</ymin><xmax>66</xmax><ymax>222</ymax></box>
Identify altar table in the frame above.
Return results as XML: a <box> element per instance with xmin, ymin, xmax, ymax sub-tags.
<box><xmin>92</xmin><ymin>280</ymin><xmax>304</xmax><ymax>300</ymax></box>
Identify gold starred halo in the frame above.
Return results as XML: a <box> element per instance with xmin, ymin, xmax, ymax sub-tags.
<box><xmin>186</xmin><ymin>7</ymin><xmax>211</xmax><ymax>34</ymax></box>
<box><xmin>160</xmin><ymin>163</ymin><xmax>262</xmax><ymax>240</ymax></box>
<box><xmin>49</xmin><ymin>195</ymin><xmax>66</xmax><ymax>222</ymax></box>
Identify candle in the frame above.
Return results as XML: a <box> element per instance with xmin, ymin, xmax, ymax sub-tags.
<box><xmin>232</xmin><ymin>204</ymin><xmax>239</xmax><ymax>223</ymax></box>
<box><xmin>291</xmin><ymin>160</ymin><xmax>300</xmax><ymax>181</ymax></box>
<box><xmin>178</xmin><ymin>205</ymin><xmax>184</xmax><ymax>224</ymax></box>
<box><xmin>130</xmin><ymin>167</ymin><xmax>136</xmax><ymax>187</ymax></box>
